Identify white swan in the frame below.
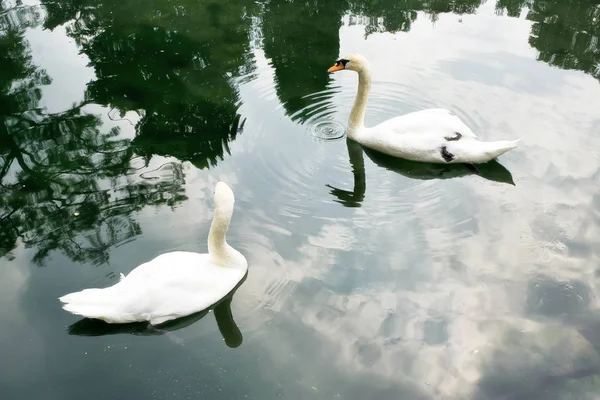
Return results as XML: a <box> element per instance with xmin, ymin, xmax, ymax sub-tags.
<box><xmin>59</xmin><ymin>181</ymin><xmax>248</xmax><ymax>325</ymax></box>
<box><xmin>328</xmin><ymin>54</ymin><xmax>521</xmax><ymax>164</ymax></box>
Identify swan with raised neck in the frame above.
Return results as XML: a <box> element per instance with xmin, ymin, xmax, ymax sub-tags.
<box><xmin>327</xmin><ymin>53</ymin><xmax>521</xmax><ymax>164</ymax></box>
<box><xmin>328</xmin><ymin>53</ymin><xmax>371</xmax><ymax>140</ymax></box>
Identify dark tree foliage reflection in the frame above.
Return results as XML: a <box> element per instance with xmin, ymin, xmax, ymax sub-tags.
<box><xmin>0</xmin><ymin>1</ymin><xmax>186</xmax><ymax>265</ymax></box>
<box><xmin>41</xmin><ymin>0</ymin><xmax>258</xmax><ymax>168</ymax></box>
<box><xmin>261</xmin><ymin>0</ymin><xmax>346</xmax><ymax>118</ymax></box>
<box><xmin>497</xmin><ymin>0</ymin><xmax>600</xmax><ymax>81</ymax></box>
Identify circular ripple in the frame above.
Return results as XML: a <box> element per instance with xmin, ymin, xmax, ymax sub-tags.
<box><xmin>286</xmin><ymin>86</ymin><xmax>348</xmax><ymax>142</ymax></box>
<box><xmin>309</xmin><ymin>119</ymin><xmax>346</xmax><ymax>141</ymax></box>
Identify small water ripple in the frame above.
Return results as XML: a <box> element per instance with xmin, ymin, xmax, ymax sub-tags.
<box><xmin>286</xmin><ymin>87</ymin><xmax>347</xmax><ymax>141</ymax></box>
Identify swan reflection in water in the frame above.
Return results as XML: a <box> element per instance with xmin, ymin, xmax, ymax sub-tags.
<box><xmin>327</xmin><ymin>139</ymin><xmax>515</xmax><ymax>207</ymax></box>
<box><xmin>66</xmin><ymin>279</ymin><xmax>246</xmax><ymax>349</ymax></box>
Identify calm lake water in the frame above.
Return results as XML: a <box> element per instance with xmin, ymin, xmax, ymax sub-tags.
<box><xmin>2</xmin><ymin>0</ymin><xmax>600</xmax><ymax>398</ymax></box>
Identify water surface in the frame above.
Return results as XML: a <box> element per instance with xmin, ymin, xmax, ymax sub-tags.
<box><xmin>2</xmin><ymin>0</ymin><xmax>600</xmax><ymax>398</ymax></box>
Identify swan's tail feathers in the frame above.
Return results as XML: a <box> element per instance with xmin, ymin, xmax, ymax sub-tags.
<box><xmin>487</xmin><ymin>138</ymin><xmax>521</xmax><ymax>159</ymax></box>
<box><xmin>458</xmin><ymin>137</ymin><xmax>521</xmax><ymax>163</ymax></box>
<box><xmin>59</xmin><ymin>288</ymin><xmax>121</xmax><ymax>322</ymax></box>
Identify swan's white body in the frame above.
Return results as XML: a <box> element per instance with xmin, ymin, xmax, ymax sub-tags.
<box><xmin>59</xmin><ymin>182</ymin><xmax>247</xmax><ymax>325</ymax></box>
<box><xmin>328</xmin><ymin>54</ymin><xmax>521</xmax><ymax>164</ymax></box>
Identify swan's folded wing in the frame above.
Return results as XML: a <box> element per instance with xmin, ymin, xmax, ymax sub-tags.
<box><xmin>374</xmin><ymin>108</ymin><xmax>477</xmax><ymax>139</ymax></box>
<box><xmin>122</xmin><ymin>251</ymin><xmax>211</xmax><ymax>281</ymax></box>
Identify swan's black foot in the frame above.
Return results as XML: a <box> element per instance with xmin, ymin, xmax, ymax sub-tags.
<box><xmin>444</xmin><ymin>132</ymin><xmax>462</xmax><ymax>141</ymax></box>
<box><xmin>146</xmin><ymin>323</ymin><xmax>165</xmax><ymax>333</ymax></box>
<box><xmin>465</xmin><ymin>163</ymin><xmax>480</xmax><ymax>174</ymax></box>
<box><xmin>146</xmin><ymin>323</ymin><xmax>185</xmax><ymax>345</ymax></box>
<box><xmin>441</xmin><ymin>146</ymin><xmax>454</xmax><ymax>162</ymax></box>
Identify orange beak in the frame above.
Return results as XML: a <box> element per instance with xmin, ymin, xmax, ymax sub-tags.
<box><xmin>328</xmin><ymin>63</ymin><xmax>344</xmax><ymax>73</ymax></box>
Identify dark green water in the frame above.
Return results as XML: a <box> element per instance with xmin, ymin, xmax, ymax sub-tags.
<box><xmin>2</xmin><ymin>0</ymin><xmax>600</xmax><ymax>398</ymax></box>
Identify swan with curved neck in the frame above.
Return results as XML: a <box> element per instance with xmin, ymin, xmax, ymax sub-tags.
<box><xmin>59</xmin><ymin>181</ymin><xmax>247</xmax><ymax>325</ymax></box>
<box><xmin>328</xmin><ymin>54</ymin><xmax>521</xmax><ymax>164</ymax></box>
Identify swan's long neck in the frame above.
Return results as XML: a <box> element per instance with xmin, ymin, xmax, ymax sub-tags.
<box><xmin>208</xmin><ymin>208</ymin><xmax>234</xmax><ymax>266</ymax></box>
<box><xmin>347</xmin><ymin>68</ymin><xmax>371</xmax><ymax>139</ymax></box>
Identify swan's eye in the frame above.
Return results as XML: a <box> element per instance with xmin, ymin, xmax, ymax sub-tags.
<box><xmin>337</xmin><ymin>59</ymin><xmax>349</xmax><ymax>68</ymax></box>
<box><xmin>328</xmin><ymin>58</ymin><xmax>349</xmax><ymax>73</ymax></box>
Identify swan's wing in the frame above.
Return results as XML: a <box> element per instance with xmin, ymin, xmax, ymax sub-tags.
<box><xmin>122</xmin><ymin>251</ymin><xmax>208</xmax><ymax>281</ymax></box>
<box><xmin>373</xmin><ymin>108</ymin><xmax>477</xmax><ymax>139</ymax></box>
